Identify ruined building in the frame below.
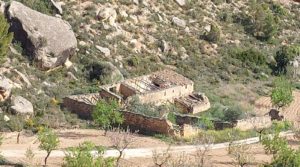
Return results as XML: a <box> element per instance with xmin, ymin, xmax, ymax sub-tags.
<box><xmin>63</xmin><ymin>69</ymin><xmax>211</xmax><ymax>136</ymax></box>
<box><xmin>99</xmin><ymin>69</ymin><xmax>210</xmax><ymax>114</ymax></box>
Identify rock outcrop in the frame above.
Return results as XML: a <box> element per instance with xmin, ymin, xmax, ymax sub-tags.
<box><xmin>7</xmin><ymin>1</ymin><xmax>77</xmax><ymax>70</ymax></box>
<box><xmin>11</xmin><ymin>96</ymin><xmax>34</xmax><ymax>115</ymax></box>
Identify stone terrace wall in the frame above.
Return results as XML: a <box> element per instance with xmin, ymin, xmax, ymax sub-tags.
<box><xmin>63</xmin><ymin>93</ymin><xmax>100</xmax><ymax>119</ymax></box>
<box><xmin>236</xmin><ymin>116</ymin><xmax>272</xmax><ymax>131</ymax></box>
<box><xmin>122</xmin><ymin>111</ymin><xmax>175</xmax><ymax>135</ymax></box>
<box><xmin>63</xmin><ymin>94</ymin><xmax>175</xmax><ymax>135</ymax></box>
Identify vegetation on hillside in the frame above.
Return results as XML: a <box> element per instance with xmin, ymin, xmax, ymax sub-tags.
<box><xmin>0</xmin><ymin>13</ymin><xmax>13</xmax><ymax>63</ymax></box>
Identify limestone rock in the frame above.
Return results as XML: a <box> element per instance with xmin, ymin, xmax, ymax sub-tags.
<box><xmin>172</xmin><ymin>17</ymin><xmax>186</xmax><ymax>28</ymax></box>
<box><xmin>175</xmin><ymin>0</ymin><xmax>186</xmax><ymax>6</ymax></box>
<box><xmin>64</xmin><ymin>58</ymin><xmax>73</xmax><ymax>68</ymax></box>
<box><xmin>11</xmin><ymin>96</ymin><xmax>34</xmax><ymax>115</ymax></box>
<box><xmin>97</xmin><ymin>8</ymin><xmax>117</xmax><ymax>26</ymax></box>
<box><xmin>4</xmin><ymin>115</ymin><xmax>10</xmax><ymax>122</ymax></box>
<box><xmin>0</xmin><ymin>76</ymin><xmax>13</xmax><ymax>102</ymax></box>
<box><xmin>7</xmin><ymin>1</ymin><xmax>77</xmax><ymax>70</ymax></box>
<box><xmin>12</xmin><ymin>69</ymin><xmax>32</xmax><ymax>88</ymax></box>
<box><xmin>96</xmin><ymin>45</ymin><xmax>111</xmax><ymax>57</ymax></box>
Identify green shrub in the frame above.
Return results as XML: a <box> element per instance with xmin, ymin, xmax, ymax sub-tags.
<box><xmin>0</xmin><ymin>13</ymin><xmax>13</xmax><ymax>64</ymax></box>
<box><xmin>206</xmin><ymin>105</ymin><xmax>244</xmax><ymax>123</ymax></box>
<box><xmin>235</xmin><ymin>48</ymin><xmax>267</xmax><ymax>67</ymax></box>
<box><xmin>63</xmin><ymin>141</ymin><xmax>115</xmax><ymax>167</ymax></box>
<box><xmin>223</xmin><ymin>106</ymin><xmax>245</xmax><ymax>122</ymax></box>
<box><xmin>38</xmin><ymin>127</ymin><xmax>59</xmax><ymax>166</ymax></box>
<box><xmin>196</xmin><ymin>116</ymin><xmax>214</xmax><ymax>130</ymax></box>
<box><xmin>271</xmin><ymin>77</ymin><xmax>293</xmax><ymax>109</ymax></box>
<box><xmin>270</xmin><ymin>2</ymin><xmax>288</xmax><ymax>17</ymax></box>
<box><xmin>252</xmin><ymin>3</ymin><xmax>278</xmax><ymax>41</ymax></box>
<box><xmin>85</xmin><ymin>62</ymin><xmax>114</xmax><ymax>84</ymax></box>
<box><xmin>127</xmin><ymin>56</ymin><xmax>140</xmax><ymax>67</ymax></box>
<box><xmin>127</xmin><ymin>97</ymin><xmax>167</xmax><ymax>118</ymax></box>
<box><xmin>167</xmin><ymin>112</ymin><xmax>176</xmax><ymax>124</ymax></box>
<box><xmin>92</xmin><ymin>99</ymin><xmax>123</xmax><ymax>135</ymax></box>
<box><xmin>16</xmin><ymin>0</ymin><xmax>56</xmax><ymax>15</ymax></box>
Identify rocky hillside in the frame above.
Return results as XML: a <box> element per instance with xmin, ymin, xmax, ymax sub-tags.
<box><xmin>0</xmin><ymin>0</ymin><xmax>299</xmax><ymax>128</ymax></box>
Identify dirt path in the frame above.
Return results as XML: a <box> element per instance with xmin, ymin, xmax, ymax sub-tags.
<box><xmin>1</xmin><ymin>131</ymin><xmax>294</xmax><ymax>167</ymax></box>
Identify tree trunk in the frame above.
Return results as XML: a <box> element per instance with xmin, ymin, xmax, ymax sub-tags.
<box><xmin>116</xmin><ymin>150</ymin><xmax>123</xmax><ymax>167</ymax></box>
<box><xmin>17</xmin><ymin>132</ymin><xmax>20</xmax><ymax>144</ymax></box>
<box><xmin>44</xmin><ymin>151</ymin><xmax>51</xmax><ymax>166</ymax></box>
<box><xmin>104</xmin><ymin>129</ymin><xmax>108</xmax><ymax>136</ymax></box>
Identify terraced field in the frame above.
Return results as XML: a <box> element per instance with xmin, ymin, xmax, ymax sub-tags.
<box><xmin>255</xmin><ymin>91</ymin><xmax>300</xmax><ymax>124</ymax></box>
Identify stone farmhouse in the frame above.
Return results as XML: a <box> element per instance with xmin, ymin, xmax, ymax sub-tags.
<box><xmin>63</xmin><ymin>69</ymin><xmax>211</xmax><ymax>136</ymax></box>
<box><xmin>99</xmin><ymin>69</ymin><xmax>210</xmax><ymax>114</ymax></box>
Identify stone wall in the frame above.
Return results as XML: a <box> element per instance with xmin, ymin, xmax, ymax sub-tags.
<box><xmin>180</xmin><ymin>124</ymin><xmax>200</xmax><ymax>138</ymax></box>
<box><xmin>137</xmin><ymin>84</ymin><xmax>194</xmax><ymax>104</ymax></box>
<box><xmin>119</xmin><ymin>83</ymin><xmax>137</xmax><ymax>99</ymax></box>
<box><xmin>122</xmin><ymin>111</ymin><xmax>175</xmax><ymax>135</ymax></box>
<box><xmin>235</xmin><ymin>116</ymin><xmax>272</xmax><ymax>131</ymax></box>
<box><xmin>175</xmin><ymin>113</ymin><xmax>200</xmax><ymax>125</ymax></box>
<box><xmin>63</xmin><ymin>93</ymin><xmax>100</xmax><ymax>119</ymax></box>
<box><xmin>63</xmin><ymin>95</ymin><xmax>176</xmax><ymax>135</ymax></box>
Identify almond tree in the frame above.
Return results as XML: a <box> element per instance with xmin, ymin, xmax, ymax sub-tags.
<box><xmin>38</xmin><ymin>127</ymin><xmax>59</xmax><ymax>166</ymax></box>
<box><xmin>271</xmin><ymin>77</ymin><xmax>293</xmax><ymax>111</ymax></box>
<box><xmin>92</xmin><ymin>99</ymin><xmax>123</xmax><ymax>136</ymax></box>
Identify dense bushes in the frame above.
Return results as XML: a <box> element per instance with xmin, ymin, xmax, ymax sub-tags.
<box><xmin>234</xmin><ymin>48</ymin><xmax>267</xmax><ymax>67</ymax></box>
<box><xmin>251</xmin><ymin>2</ymin><xmax>279</xmax><ymax>41</ymax></box>
<box><xmin>274</xmin><ymin>45</ymin><xmax>300</xmax><ymax>75</ymax></box>
<box><xmin>86</xmin><ymin>62</ymin><xmax>114</xmax><ymax>83</ymax></box>
<box><xmin>205</xmin><ymin>104</ymin><xmax>245</xmax><ymax>123</ymax></box>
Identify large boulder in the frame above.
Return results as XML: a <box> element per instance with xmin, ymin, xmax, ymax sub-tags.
<box><xmin>10</xmin><ymin>96</ymin><xmax>34</xmax><ymax>115</ymax></box>
<box><xmin>7</xmin><ymin>1</ymin><xmax>77</xmax><ymax>70</ymax></box>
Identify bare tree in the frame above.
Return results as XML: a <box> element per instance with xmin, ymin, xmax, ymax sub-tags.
<box><xmin>228</xmin><ymin>142</ymin><xmax>253</xmax><ymax>167</ymax></box>
<box><xmin>108</xmin><ymin>128</ymin><xmax>137</xmax><ymax>167</ymax></box>
<box><xmin>152</xmin><ymin>146</ymin><xmax>171</xmax><ymax>167</ymax></box>
<box><xmin>193</xmin><ymin>133</ymin><xmax>214</xmax><ymax>167</ymax></box>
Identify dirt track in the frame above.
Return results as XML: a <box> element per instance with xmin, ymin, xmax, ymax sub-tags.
<box><xmin>0</xmin><ymin>130</ymin><xmax>294</xmax><ymax>167</ymax></box>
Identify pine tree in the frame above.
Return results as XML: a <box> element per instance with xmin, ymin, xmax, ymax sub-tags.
<box><xmin>0</xmin><ymin>13</ymin><xmax>13</xmax><ymax>63</ymax></box>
